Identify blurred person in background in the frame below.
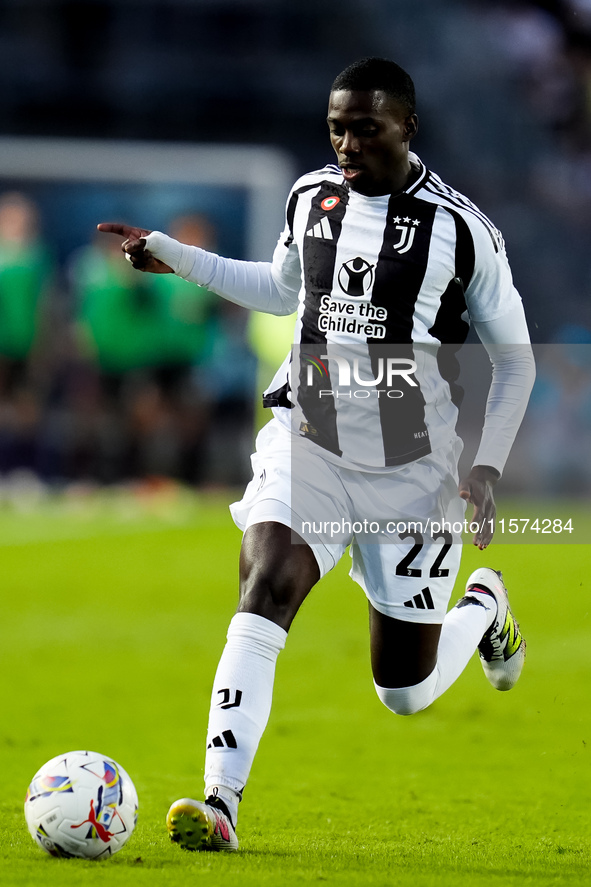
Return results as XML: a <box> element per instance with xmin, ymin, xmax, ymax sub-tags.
<box><xmin>525</xmin><ymin>323</ymin><xmax>591</xmax><ymax>496</ymax></box>
<box><xmin>71</xmin><ymin>229</ymin><xmax>168</xmax><ymax>384</ymax></box>
<box><xmin>0</xmin><ymin>192</ymin><xmax>53</xmax><ymax>390</ymax></box>
<box><xmin>198</xmin><ymin>298</ymin><xmax>258</xmax><ymax>486</ymax></box>
<box><xmin>143</xmin><ymin>214</ymin><xmax>220</xmax><ymax>485</ymax></box>
<box><xmin>69</xmin><ymin>218</ymin><xmax>221</xmax><ymax>485</ymax></box>
<box><xmin>0</xmin><ymin>192</ymin><xmax>55</xmax><ymax>482</ymax></box>
<box><xmin>68</xmin><ymin>229</ymin><xmax>159</xmax><ymax>483</ymax></box>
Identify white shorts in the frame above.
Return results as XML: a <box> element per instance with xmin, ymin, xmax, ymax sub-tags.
<box><xmin>230</xmin><ymin>419</ymin><xmax>466</xmax><ymax>624</ymax></box>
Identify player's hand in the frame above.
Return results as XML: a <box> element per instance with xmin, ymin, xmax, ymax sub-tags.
<box><xmin>96</xmin><ymin>223</ymin><xmax>173</xmax><ymax>274</ymax></box>
<box><xmin>458</xmin><ymin>465</ymin><xmax>499</xmax><ymax>550</ymax></box>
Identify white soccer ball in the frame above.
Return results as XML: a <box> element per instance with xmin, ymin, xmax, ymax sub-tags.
<box><xmin>24</xmin><ymin>750</ymin><xmax>138</xmax><ymax>859</ymax></box>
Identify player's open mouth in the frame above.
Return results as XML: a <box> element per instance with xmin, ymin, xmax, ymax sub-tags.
<box><xmin>341</xmin><ymin>166</ymin><xmax>363</xmax><ymax>182</ymax></box>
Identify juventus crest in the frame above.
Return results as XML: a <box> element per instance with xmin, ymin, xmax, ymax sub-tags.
<box><xmin>392</xmin><ymin>217</ymin><xmax>420</xmax><ymax>254</ymax></box>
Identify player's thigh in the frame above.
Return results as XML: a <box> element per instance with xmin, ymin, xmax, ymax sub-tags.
<box><xmin>230</xmin><ymin>420</ymin><xmax>351</xmax><ymax>576</ymax></box>
<box><xmin>231</xmin><ymin>420</ymin><xmax>352</xmax><ymax>627</ymax></box>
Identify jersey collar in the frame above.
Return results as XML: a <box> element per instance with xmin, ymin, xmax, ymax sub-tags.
<box><xmin>405</xmin><ymin>152</ymin><xmax>429</xmax><ymax>196</ymax></box>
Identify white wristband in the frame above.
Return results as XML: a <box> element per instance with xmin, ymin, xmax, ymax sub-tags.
<box><xmin>141</xmin><ymin>231</ymin><xmax>188</xmax><ymax>277</ymax></box>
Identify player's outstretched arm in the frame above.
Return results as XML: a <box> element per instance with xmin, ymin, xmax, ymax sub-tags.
<box><xmin>99</xmin><ymin>224</ymin><xmax>299</xmax><ymax>315</ymax></box>
<box><xmin>96</xmin><ymin>223</ymin><xmax>174</xmax><ymax>274</ymax></box>
<box><xmin>458</xmin><ymin>464</ymin><xmax>498</xmax><ymax>550</ymax></box>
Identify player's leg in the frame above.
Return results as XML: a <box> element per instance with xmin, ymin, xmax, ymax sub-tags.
<box><xmin>168</xmin><ymin>522</ymin><xmax>320</xmax><ymax>851</ymax></box>
<box><xmin>167</xmin><ymin>420</ymin><xmax>349</xmax><ymax>850</ymax></box>
<box><xmin>369</xmin><ymin>609</ymin><xmax>442</xmax><ymax>689</ymax></box>
<box><xmin>368</xmin><ymin>563</ymin><xmax>525</xmax><ymax>715</ymax></box>
<box><xmin>369</xmin><ymin>597</ymin><xmax>492</xmax><ymax>713</ymax></box>
<box><xmin>364</xmin><ymin>535</ymin><xmax>493</xmax><ymax>711</ymax></box>
<box><xmin>168</xmin><ymin>521</ymin><xmax>320</xmax><ymax>849</ymax></box>
<box><xmin>351</xmin><ymin>439</ymin><xmax>524</xmax><ymax>714</ymax></box>
<box><xmin>196</xmin><ymin>520</ymin><xmax>321</xmax><ymax>828</ymax></box>
<box><xmin>167</xmin><ymin>520</ymin><xmax>335</xmax><ymax>851</ymax></box>
<box><xmin>352</xmin><ymin>533</ymin><xmax>488</xmax><ymax>712</ymax></box>
<box><xmin>203</xmin><ymin>519</ymin><xmax>320</xmax><ymax>807</ymax></box>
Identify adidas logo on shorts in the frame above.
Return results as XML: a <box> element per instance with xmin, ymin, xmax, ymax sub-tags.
<box><xmin>403</xmin><ymin>587</ymin><xmax>435</xmax><ymax>610</ymax></box>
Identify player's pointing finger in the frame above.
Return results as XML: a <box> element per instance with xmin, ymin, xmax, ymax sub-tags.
<box><xmin>97</xmin><ymin>222</ymin><xmax>153</xmax><ymax>240</ymax></box>
<box><xmin>97</xmin><ymin>222</ymin><xmax>129</xmax><ymax>236</ymax></box>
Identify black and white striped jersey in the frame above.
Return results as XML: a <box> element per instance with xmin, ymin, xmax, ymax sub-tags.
<box><xmin>262</xmin><ymin>153</ymin><xmax>523</xmax><ymax>470</ymax></box>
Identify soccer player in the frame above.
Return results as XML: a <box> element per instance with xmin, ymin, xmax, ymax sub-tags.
<box><xmin>98</xmin><ymin>57</ymin><xmax>535</xmax><ymax>853</ymax></box>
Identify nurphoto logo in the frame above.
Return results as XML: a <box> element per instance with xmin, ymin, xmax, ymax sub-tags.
<box><xmin>304</xmin><ymin>352</ymin><xmax>418</xmax><ymax>399</ymax></box>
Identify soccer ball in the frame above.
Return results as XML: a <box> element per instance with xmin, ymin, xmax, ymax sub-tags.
<box><xmin>24</xmin><ymin>750</ymin><xmax>138</xmax><ymax>859</ymax></box>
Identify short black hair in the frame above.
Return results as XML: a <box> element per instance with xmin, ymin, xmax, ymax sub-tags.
<box><xmin>331</xmin><ymin>57</ymin><xmax>416</xmax><ymax>115</ymax></box>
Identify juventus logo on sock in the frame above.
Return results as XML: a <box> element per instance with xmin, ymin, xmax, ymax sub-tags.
<box><xmin>217</xmin><ymin>689</ymin><xmax>243</xmax><ymax>710</ymax></box>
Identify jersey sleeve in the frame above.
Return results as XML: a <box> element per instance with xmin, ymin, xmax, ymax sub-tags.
<box><xmin>270</xmin><ymin>221</ymin><xmax>302</xmax><ymax>309</ymax></box>
<box><xmin>462</xmin><ymin>214</ymin><xmax>522</xmax><ymax>323</ymax></box>
<box><xmin>471</xmin><ymin>304</ymin><xmax>536</xmax><ymax>474</ymax></box>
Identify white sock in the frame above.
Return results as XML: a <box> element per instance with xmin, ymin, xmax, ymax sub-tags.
<box><xmin>204</xmin><ymin>612</ymin><xmax>287</xmax><ymax>825</ymax></box>
<box><xmin>375</xmin><ymin>592</ymin><xmax>496</xmax><ymax>715</ymax></box>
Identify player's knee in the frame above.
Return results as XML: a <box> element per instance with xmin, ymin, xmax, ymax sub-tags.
<box><xmin>374</xmin><ymin>673</ymin><xmax>437</xmax><ymax>716</ymax></box>
<box><xmin>238</xmin><ymin>564</ymin><xmax>309</xmax><ymax>628</ymax></box>
<box><xmin>241</xmin><ymin>565</ymin><xmax>290</xmax><ymax>607</ymax></box>
<box><xmin>374</xmin><ymin>684</ymin><xmax>422</xmax><ymax>716</ymax></box>
<box><xmin>239</xmin><ymin>536</ymin><xmax>317</xmax><ymax>627</ymax></box>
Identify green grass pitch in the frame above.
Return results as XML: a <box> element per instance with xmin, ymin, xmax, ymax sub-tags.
<box><xmin>0</xmin><ymin>489</ymin><xmax>589</xmax><ymax>886</ymax></box>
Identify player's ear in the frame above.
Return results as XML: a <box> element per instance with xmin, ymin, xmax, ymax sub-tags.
<box><xmin>404</xmin><ymin>114</ymin><xmax>418</xmax><ymax>141</ymax></box>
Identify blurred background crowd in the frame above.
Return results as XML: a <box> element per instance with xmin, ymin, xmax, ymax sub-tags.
<box><xmin>0</xmin><ymin>0</ymin><xmax>589</xmax><ymax>495</ymax></box>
